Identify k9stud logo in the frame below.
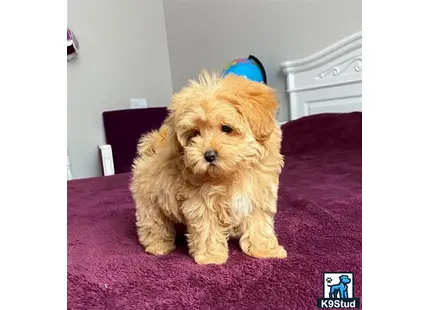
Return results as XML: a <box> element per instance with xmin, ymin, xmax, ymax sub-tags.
<box><xmin>317</xmin><ymin>272</ymin><xmax>360</xmax><ymax>308</ymax></box>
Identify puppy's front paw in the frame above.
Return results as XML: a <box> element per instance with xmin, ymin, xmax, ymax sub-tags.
<box><xmin>145</xmin><ymin>243</ymin><xmax>176</xmax><ymax>256</ymax></box>
<box><xmin>243</xmin><ymin>244</ymin><xmax>287</xmax><ymax>259</ymax></box>
<box><xmin>194</xmin><ymin>253</ymin><xmax>228</xmax><ymax>265</ymax></box>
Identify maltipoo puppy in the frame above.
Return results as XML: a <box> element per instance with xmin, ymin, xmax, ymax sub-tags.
<box><xmin>130</xmin><ymin>71</ymin><xmax>287</xmax><ymax>265</ymax></box>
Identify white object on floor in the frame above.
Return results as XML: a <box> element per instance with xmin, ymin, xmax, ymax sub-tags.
<box><xmin>99</xmin><ymin>144</ymin><xmax>115</xmax><ymax>176</ymax></box>
<box><xmin>67</xmin><ymin>156</ymin><xmax>73</xmax><ymax>180</ymax></box>
<box><xmin>280</xmin><ymin>31</ymin><xmax>362</xmax><ymax>121</ymax></box>
<box><xmin>130</xmin><ymin>98</ymin><xmax>148</xmax><ymax>109</ymax></box>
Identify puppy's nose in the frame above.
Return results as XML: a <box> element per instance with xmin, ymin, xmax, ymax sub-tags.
<box><xmin>204</xmin><ymin>150</ymin><xmax>217</xmax><ymax>163</ymax></box>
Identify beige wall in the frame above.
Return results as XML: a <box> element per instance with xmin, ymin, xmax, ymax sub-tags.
<box><xmin>163</xmin><ymin>0</ymin><xmax>362</xmax><ymax>122</ymax></box>
<box><xmin>68</xmin><ymin>0</ymin><xmax>173</xmax><ymax>179</ymax></box>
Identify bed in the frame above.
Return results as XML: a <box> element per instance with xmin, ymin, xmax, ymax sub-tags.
<box><xmin>280</xmin><ymin>31</ymin><xmax>362</xmax><ymax>120</ymax></box>
<box><xmin>68</xmin><ymin>32</ymin><xmax>362</xmax><ymax>310</ymax></box>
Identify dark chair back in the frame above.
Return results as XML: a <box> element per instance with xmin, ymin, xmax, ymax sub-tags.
<box><xmin>102</xmin><ymin>107</ymin><xmax>168</xmax><ymax>174</ymax></box>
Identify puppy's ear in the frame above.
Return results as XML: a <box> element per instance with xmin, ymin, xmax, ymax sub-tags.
<box><xmin>163</xmin><ymin>110</ymin><xmax>184</xmax><ymax>154</ymax></box>
<box><xmin>218</xmin><ymin>75</ymin><xmax>278</xmax><ymax>143</ymax></box>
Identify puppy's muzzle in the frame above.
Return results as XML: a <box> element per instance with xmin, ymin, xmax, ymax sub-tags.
<box><xmin>204</xmin><ymin>150</ymin><xmax>217</xmax><ymax>163</ymax></box>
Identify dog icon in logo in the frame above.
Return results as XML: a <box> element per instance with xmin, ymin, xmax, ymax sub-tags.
<box><xmin>327</xmin><ymin>275</ymin><xmax>351</xmax><ymax>299</ymax></box>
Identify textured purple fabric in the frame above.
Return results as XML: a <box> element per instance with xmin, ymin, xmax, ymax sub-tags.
<box><xmin>102</xmin><ymin>107</ymin><xmax>168</xmax><ymax>174</ymax></box>
<box><xmin>68</xmin><ymin>112</ymin><xmax>362</xmax><ymax>310</ymax></box>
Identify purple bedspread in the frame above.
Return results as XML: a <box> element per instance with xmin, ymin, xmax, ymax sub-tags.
<box><xmin>68</xmin><ymin>112</ymin><xmax>362</xmax><ymax>310</ymax></box>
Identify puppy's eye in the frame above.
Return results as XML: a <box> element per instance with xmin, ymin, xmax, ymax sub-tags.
<box><xmin>190</xmin><ymin>130</ymin><xmax>200</xmax><ymax>138</ymax></box>
<box><xmin>187</xmin><ymin>130</ymin><xmax>200</xmax><ymax>143</ymax></box>
<box><xmin>221</xmin><ymin>125</ymin><xmax>233</xmax><ymax>133</ymax></box>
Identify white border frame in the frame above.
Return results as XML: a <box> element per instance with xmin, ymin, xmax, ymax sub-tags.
<box><xmin>3</xmin><ymin>2</ymin><xmax>430</xmax><ymax>309</ymax></box>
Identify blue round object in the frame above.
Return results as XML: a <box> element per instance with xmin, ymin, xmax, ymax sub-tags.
<box><xmin>222</xmin><ymin>55</ymin><xmax>267</xmax><ymax>84</ymax></box>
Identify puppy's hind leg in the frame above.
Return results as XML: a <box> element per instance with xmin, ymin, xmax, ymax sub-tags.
<box><xmin>135</xmin><ymin>200</ymin><xmax>176</xmax><ymax>256</ymax></box>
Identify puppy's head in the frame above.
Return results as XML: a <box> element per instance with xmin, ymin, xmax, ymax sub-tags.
<box><xmin>167</xmin><ymin>71</ymin><xmax>278</xmax><ymax>177</ymax></box>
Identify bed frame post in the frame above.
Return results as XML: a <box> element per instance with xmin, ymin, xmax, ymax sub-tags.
<box><xmin>67</xmin><ymin>155</ymin><xmax>73</xmax><ymax>180</ymax></box>
<box><xmin>99</xmin><ymin>144</ymin><xmax>115</xmax><ymax>176</ymax></box>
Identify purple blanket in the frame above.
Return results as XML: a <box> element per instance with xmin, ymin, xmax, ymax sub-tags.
<box><xmin>68</xmin><ymin>112</ymin><xmax>362</xmax><ymax>310</ymax></box>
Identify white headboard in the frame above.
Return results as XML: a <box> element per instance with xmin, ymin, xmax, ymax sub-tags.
<box><xmin>280</xmin><ymin>32</ymin><xmax>362</xmax><ymax>121</ymax></box>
